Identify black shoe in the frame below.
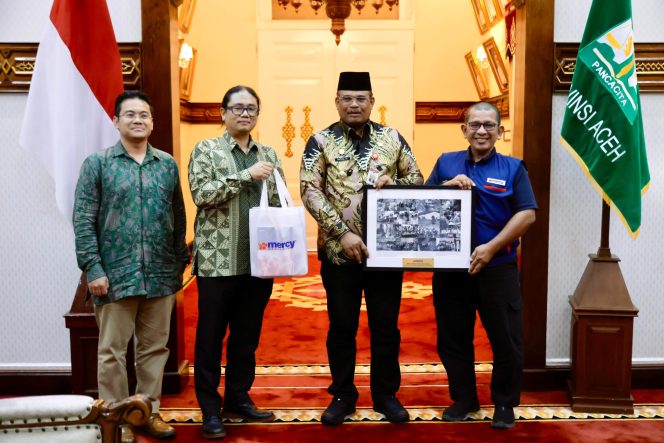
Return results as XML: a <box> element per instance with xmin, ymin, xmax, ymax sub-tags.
<box><xmin>373</xmin><ymin>395</ymin><xmax>410</xmax><ymax>423</ymax></box>
<box><xmin>201</xmin><ymin>415</ymin><xmax>226</xmax><ymax>439</ymax></box>
<box><xmin>223</xmin><ymin>401</ymin><xmax>275</xmax><ymax>422</ymax></box>
<box><xmin>442</xmin><ymin>401</ymin><xmax>480</xmax><ymax>421</ymax></box>
<box><xmin>491</xmin><ymin>405</ymin><xmax>516</xmax><ymax>429</ymax></box>
<box><xmin>321</xmin><ymin>397</ymin><xmax>356</xmax><ymax>426</ymax></box>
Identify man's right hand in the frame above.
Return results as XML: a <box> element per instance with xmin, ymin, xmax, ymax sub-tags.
<box><xmin>88</xmin><ymin>276</ymin><xmax>109</xmax><ymax>298</ymax></box>
<box><xmin>248</xmin><ymin>161</ymin><xmax>275</xmax><ymax>181</ymax></box>
<box><xmin>443</xmin><ymin>174</ymin><xmax>475</xmax><ymax>190</ymax></box>
<box><xmin>340</xmin><ymin>232</ymin><xmax>369</xmax><ymax>264</ymax></box>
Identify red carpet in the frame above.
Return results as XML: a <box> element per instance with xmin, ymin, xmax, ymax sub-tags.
<box><xmin>157</xmin><ymin>254</ymin><xmax>664</xmax><ymax>442</ymax></box>
<box><xmin>183</xmin><ymin>257</ymin><xmax>493</xmax><ymax>365</ymax></box>
<box><xmin>137</xmin><ymin>419</ymin><xmax>664</xmax><ymax>443</ymax></box>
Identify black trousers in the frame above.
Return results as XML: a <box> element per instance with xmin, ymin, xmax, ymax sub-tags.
<box><xmin>320</xmin><ymin>260</ymin><xmax>403</xmax><ymax>404</ymax></box>
<box><xmin>432</xmin><ymin>260</ymin><xmax>523</xmax><ymax>408</ymax></box>
<box><xmin>194</xmin><ymin>275</ymin><xmax>273</xmax><ymax>417</ymax></box>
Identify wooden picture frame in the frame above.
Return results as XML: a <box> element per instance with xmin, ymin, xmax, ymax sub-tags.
<box><xmin>483</xmin><ymin>37</ymin><xmax>510</xmax><ymax>93</ymax></box>
<box><xmin>465</xmin><ymin>51</ymin><xmax>490</xmax><ymax>99</ymax></box>
<box><xmin>178</xmin><ymin>0</ymin><xmax>196</xmax><ymax>34</ymax></box>
<box><xmin>363</xmin><ymin>186</ymin><xmax>474</xmax><ymax>271</ymax></box>
<box><xmin>179</xmin><ymin>46</ymin><xmax>196</xmax><ymax>100</ymax></box>
<box><xmin>470</xmin><ymin>0</ymin><xmax>490</xmax><ymax>33</ymax></box>
<box><xmin>484</xmin><ymin>0</ymin><xmax>504</xmax><ymax>24</ymax></box>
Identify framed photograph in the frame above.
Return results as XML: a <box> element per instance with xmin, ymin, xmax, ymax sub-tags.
<box><xmin>465</xmin><ymin>51</ymin><xmax>490</xmax><ymax>99</ymax></box>
<box><xmin>483</xmin><ymin>37</ymin><xmax>510</xmax><ymax>93</ymax></box>
<box><xmin>469</xmin><ymin>0</ymin><xmax>490</xmax><ymax>33</ymax></box>
<box><xmin>363</xmin><ymin>186</ymin><xmax>474</xmax><ymax>271</ymax></box>
<box><xmin>178</xmin><ymin>0</ymin><xmax>196</xmax><ymax>34</ymax></box>
<box><xmin>484</xmin><ymin>0</ymin><xmax>504</xmax><ymax>24</ymax></box>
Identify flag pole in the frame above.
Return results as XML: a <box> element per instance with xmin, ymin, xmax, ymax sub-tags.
<box><xmin>597</xmin><ymin>200</ymin><xmax>611</xmax><ymax>258</ymax></box>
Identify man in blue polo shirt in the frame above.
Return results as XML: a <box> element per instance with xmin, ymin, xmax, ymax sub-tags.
<box><xmin>425</xmin><ymin>101</ymin><xmax>537</xmax><ymax>429</ymax></box>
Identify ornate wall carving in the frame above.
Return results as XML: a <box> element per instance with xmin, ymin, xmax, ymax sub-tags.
<box><xmin>0</xmin><ymin>43</ymin><xmax>141</xmax><ymax>92</ymax></box>
<box><xmin>554</xmin><ymin>42</ymin><xmax>664</xmax><ymax>92</ymax></box>
<box><xmin>180</xmin><ymin>100</ymin><xmax>220</xmax><ymax>123</ymax></box>
<box><xmin>415</xmin><ymin>94</ymin><xmax>509</xmax><ymax>123</ymax></box>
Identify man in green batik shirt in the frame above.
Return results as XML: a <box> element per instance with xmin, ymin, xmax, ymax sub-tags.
<box><xmin>73</xmin><ymin>91</ymin><xmax>189</xmax><ymax>443</ymax></box>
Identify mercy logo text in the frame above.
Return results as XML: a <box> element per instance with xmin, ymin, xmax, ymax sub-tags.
<box><xmin>258</xmin><ymin>241</ymin><xmax>296</xmax><ymax>250</ymax></box>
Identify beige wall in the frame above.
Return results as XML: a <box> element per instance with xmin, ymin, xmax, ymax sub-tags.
<box><xmin>180</xmin><ymin>0</ymin><xmax>514</xmax><ymax>241</ymax></box>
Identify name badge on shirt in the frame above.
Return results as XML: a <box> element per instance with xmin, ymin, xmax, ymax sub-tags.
<box><xmin>335</xmin><ymin>156</ymin><xmax>351</xmax><ymax>162</ymax></box>
<box><xmin>366</xmin><ymin>165</ymin><xmax>383</xmax><ymax>186</ymax></box>
<box><xmin>486</xmin><ymin>177</ymin><xmax>506</xmax><ymax>186</ymax></box>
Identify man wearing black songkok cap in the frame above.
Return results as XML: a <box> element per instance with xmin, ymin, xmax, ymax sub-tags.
<box><xmin>300</xmin><ymin>72</ymin><xmax>423</xmax><ymax>425</ymax></box>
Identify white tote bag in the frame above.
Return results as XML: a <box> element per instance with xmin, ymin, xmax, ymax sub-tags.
<box><xmin>249</xmin><ymin>170</ymin><xmax>308</xmax><ymax>278</ymax></box>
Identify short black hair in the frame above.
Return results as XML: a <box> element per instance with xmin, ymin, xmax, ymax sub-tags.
<box><xmin>114</xmin><ymin>91</ymin><xmax>154</xmax><ymax>117</ymax></box>
<box><xmin>465</xmin><ymin>101</ymin><xmax>501</xmax><ymax>126</ymax></box>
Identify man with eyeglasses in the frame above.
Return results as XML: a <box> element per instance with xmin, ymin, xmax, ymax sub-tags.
<box><xmin>300</xmin><ymin>72</ymin><xmax>423</xmax><ymax>426</ymax></box>
<box><xmin>425</xmin><ymin>101</ymin><xmax>537</xmax><ymax>430</ymax></box>
<box><xmin>189</xmin><ymin>85</ymin><xmax>284</xmax><ymax>439</ymax></box>
<box><xmin>73</xmin><ymin>91</ymin><xmax>189</xmax><ymax>442</ymax></box>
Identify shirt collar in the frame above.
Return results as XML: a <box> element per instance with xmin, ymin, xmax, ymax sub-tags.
<box><xmin>466</xmin><ymin>146</ymin><xmax>497</xmax><ymax>164</ymax></box>
<box><xmin>110</xmin><ymin>140</ymin><xmax>160</xmax><ymax>161</ymax></box>
<box><xmin>339</xmin><ymin>120</ymin><xmax>373</xmax><ymax>141</ymax></box>
<box><xmin>224</xmin><ymin>130</ymin><xmax>257</xmax><ymax>152</ymax></box>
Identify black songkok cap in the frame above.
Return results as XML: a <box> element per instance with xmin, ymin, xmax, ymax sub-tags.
<box><xmin>337</xmin><ymin>71</ymin><xmax>372</xmax><ymax>91</ymax></box>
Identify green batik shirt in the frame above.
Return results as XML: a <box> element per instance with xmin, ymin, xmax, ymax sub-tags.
<box><xmin>188</xmin><ymin>131</ymin><xmax>284</xmax><ymax>277</ymax></box>
<box><xmin>300</xmin><ymin>120</ymin><xmax>423</xmax><ymax>265</ymax></box>
<box><xmin>73</xmin><ymin>141</ymin><xmax>189</xmax><ymax>305</ymax></box>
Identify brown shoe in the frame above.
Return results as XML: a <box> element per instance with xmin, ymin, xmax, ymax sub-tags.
<box><xmin>120</xmin><ymin>425</ymin><xmax>136</xmax><ymax>443</ymax></box>
<box><xmin>138</xmin><ymin>413</ymin><xmax>176</xmax><ymax>439</ymax></box>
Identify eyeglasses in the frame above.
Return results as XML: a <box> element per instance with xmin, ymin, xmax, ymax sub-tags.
<box><xmin>226</xmin><ymin>105</ymin><xmax>259</xmax><ymax>117</ymax></box>
<box><xmin>466</xmin><ymin>121</ymin><xmax>498</xmax><ymax>131</ymax></box>
<box><xmin>338</xmin><ymin>95</ymin><xmax>371</xmax><ymax>105</ymax></box>
<box><xmin>120</xmin><ymin>112</ymin><xmax>152</xmax><ymax>121</ymax></box>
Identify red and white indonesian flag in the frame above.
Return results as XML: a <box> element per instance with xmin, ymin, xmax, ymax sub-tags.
<box><xmin>20</xmin><ymin>0</ymin><xmax>123</xmax><ymax>219</ymax></box>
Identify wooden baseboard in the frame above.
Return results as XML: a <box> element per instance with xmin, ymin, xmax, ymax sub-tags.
<box><xmin>0</xmin><ymin>369</ymin><xmax>72</xmax><ymax>396</ymax></box>
<box><xmin>524</xmin><ymin>365</ymin><xmax>664</xmax><ymax>391</ymax></box>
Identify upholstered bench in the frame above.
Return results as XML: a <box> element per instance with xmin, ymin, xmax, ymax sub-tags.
<box><xmin>0</xmin><ymin>394</ymin><xmax>151</xmax><ymax>442</ymax></box>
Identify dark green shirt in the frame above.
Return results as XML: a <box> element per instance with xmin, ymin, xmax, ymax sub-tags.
<box><xmin>230</xmin><ymin>142</ymin><xmax>262</xmax><ymax>274</ymax></box>
<box><xmin>73</xmin><ymin>141</ymin><xmax>189</xmax><ymax>304</ymax></box>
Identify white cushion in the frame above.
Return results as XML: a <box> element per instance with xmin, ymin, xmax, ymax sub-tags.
<box><xmin>1</xmin><ymin>425</ymin><xmax>101</xmax><ymax>443</ymax></box>
<box><xmin>0</xmin><ymin>395</ymin><xmax>94</xmax><ymax>425</ymax></box>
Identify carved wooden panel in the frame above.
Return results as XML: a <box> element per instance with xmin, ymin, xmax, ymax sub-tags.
<box><xmin>0</xmin><ymin>43</ymin><xmax>141</xmax><ymax>92</ymax></box>
<box><xmin>180</xmin><ymin>100</ymin><xmax>220</xmax><ymax>123</ymax></box>
<box><xmin>554</xmin><ymin>42</ymin><xmax>664</xmax><ymax>93</ymax></box>
<box><xmin>415</xmin><ymin>93</ymin><xmax>509</xmax><ymax>123</ymax></box>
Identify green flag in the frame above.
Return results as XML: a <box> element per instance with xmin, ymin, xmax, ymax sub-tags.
<box><xmin>560</xmin><ymin>0</ymin><xmax>650</xmax><ymax>237</ymax></box>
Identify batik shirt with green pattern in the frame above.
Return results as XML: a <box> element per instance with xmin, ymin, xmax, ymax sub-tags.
<box><xmin>188</xmin><ymin>131</ymin><xmax>284</xmax><ymax>277</ymax></box>
<box><xmin>301</xmin><ymin>120</ymin><xmax>423</xmax><ymax>265</ymax></box>
<box><xmin>73</xmin><ymin>141</ymin><xmax>189</xmax><ymax>305</ymax></box>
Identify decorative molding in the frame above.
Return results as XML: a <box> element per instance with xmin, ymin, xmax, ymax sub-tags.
<box><xmin>378</xmin><ymin>105</ymin><xmax>387</xmax><ymax>126</ymax></box>
<box><xmin>300</xmin><ymin>106</ymin><xmax>313</xmax><ymax>143</ymax></box>
<box><xmin>180</xmin><ymin>100</ymin><xmax>220</xmax><ymax>123</ymax></box>
<box><xmin>283</xmin><ymin>105</ymin><xmax>295</xmax><ymax>158</ymax></box>
<box><xmin>2</xmin><ymin>364</ymin><xmax>663</xmax><ymax>396</ymax></box>
<box><xmin>0</xmin><ymin>43</ymin><xmax>141</xmax><ymax>92</ymax></box>
<box><xmin>554</xmin><ymin>42</ymin><xmax>664</xmax><ymax>93</ymax></box>
<box><xmin>415</xmin><ymin>94</ymin><xmax>509</xmax><ymax>123</ymax></box>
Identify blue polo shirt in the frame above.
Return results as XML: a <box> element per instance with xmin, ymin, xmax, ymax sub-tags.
<box><xmin>425</xmin><ymin>147</ymin><xmax>537</xmax><ymax>267</ymax></box>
